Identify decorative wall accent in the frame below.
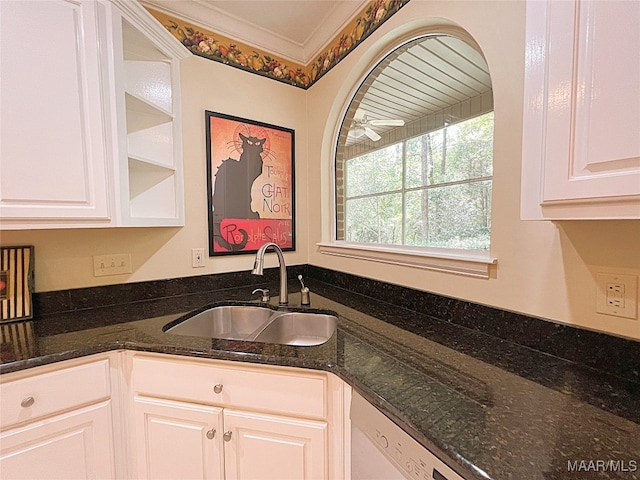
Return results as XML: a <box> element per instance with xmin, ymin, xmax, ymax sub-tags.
<box><xmin>206</xmin><ymin>111</ymin><xmax>295</xmax><ymax>255</ymax></box>
<box><xmin>146</xmin><ymin>0</ymin><xmax>411</xmax><ymax>89</ymax></box>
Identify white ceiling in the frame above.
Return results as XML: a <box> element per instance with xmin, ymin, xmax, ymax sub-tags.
<box><xmin>141</xmin><ymin>0</ymin><xmax>368</xmax><ymax>64</ymax></box>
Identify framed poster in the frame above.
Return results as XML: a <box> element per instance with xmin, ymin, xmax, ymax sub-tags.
<box><xmin>205</xmin><ymin>111</ymin><xmax>295</xmax><ymax>255</ymax></box>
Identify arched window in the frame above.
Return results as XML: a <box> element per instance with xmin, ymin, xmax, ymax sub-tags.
<box><xmin>333</xmin><ymin>33</ymin><xmax>494</xmax><ymax>267</ymax></box>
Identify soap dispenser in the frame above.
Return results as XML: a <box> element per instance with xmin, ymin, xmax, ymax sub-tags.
<box><xmin>298</xmin><ymin>275</ymin><xmax>310</xmax><ymax>306</ymax></box>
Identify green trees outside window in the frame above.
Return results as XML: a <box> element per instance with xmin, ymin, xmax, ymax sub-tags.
<box><xmin>344</xmin><ymin>113</ymin><xmax>493</xmax><ymax>250</ymax></box>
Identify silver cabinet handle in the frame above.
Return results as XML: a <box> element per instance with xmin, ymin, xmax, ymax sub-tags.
<box><xmin>206</xmin><ymin>429</ymin><xmax>216</xmax><ymax>439</ymax></box>
<box><xmin>213</xmin><ymin>384</ymin><xmax>223</xmax><ymax>394</ymax></box>
<box><xmin>20</xmin><ymin>396</ymin><xmax>35</xmax><ymax>408</ymax></box>
<box><xmin>223</xmin><ymin>431</ymin><xmax>232</xmax><ymax>442</ymax></box>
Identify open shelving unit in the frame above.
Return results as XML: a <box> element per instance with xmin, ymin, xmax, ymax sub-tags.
<box><xmin>112</xmin><ymin>6</ymin><xmax>186</xmax><ymax>226</ymax></box>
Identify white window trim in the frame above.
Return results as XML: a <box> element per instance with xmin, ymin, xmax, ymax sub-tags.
<box><xmin>317</xmin><ymin>241</ymin><xmax>497</xmax><ymax>279</ymax></box>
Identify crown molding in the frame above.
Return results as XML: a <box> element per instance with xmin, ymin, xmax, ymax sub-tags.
<box><xmin>112</xmin><ymin>0</ymin><xmax>190</xmax><ymax>59</ymax></box>
<box><xmin>140</xmin><ymin>0</ymin><xmax>367</xmax><ymax>65</ymax></box>
<box><xmin>302</xmin><ymin>1</ymin><xmax>368</xmax><ymax>64</ymax></box>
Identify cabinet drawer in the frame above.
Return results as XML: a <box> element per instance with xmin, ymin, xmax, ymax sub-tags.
<box><xmin>132</xmin><ymin>355</ymin><xmax>327</xmax><ymax>419</ymax></box>
<box><xmin>1</xmin><ymin>359</ymin><xmax>111</xmax><ymax>429</ymax></box>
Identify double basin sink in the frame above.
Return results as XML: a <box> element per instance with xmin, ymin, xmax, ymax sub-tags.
<box><xmin>163</xmin><ymin>303</ymin><xmax>338</xmax><ymax>347</ymax></box>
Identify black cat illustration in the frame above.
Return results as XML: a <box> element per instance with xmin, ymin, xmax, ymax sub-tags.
<box><xmin>212</xmin><ymin>132</ymin><xmax>266</xmax><ymax>251</ymax></box>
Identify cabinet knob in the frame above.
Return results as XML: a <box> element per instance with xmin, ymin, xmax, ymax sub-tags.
<box><xmin>223</xmin><ymin>431</ymin><xmax>232</xmax><ymax>442</ymax></box>
<box><xmin>206</xmin><ymin>428</ymin><xmax>216</xmax><ymax>440</ymax></box>
<box><xmin>213</xmin><ymin>384</ymin><xmax>223</xmax><ymax>394</ymax></box>
<box><xmin>21</xmin><ymin>396</ymin><xmax>35</xmax><ymax>408</ymax></box>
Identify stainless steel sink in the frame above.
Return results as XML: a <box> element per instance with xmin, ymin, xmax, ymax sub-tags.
<box><xmin>253</xmin><ymin>312</ymin><xmax>337</xmax><ymax>346</ymax></box>
<box><xmin>165</xmin><ymin>305</ymin><xmax>274</xmax><ymax>340</ymax></box>
<box><xmin>164</xmin><ymin>304</ymin><xmax>337</xmax><ymax>346</ymax></box>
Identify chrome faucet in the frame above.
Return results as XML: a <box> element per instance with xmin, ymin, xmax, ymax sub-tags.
<box><xmin>251</xmin><ymin>242</ymin><xmax>288</xmax><ymax>305</ymax></box>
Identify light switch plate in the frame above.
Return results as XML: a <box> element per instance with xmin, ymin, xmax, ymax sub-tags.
<box><xmin>93</xmin><ymin>253</ymin><xmax>132</xmax><ymax>277</ymax></box>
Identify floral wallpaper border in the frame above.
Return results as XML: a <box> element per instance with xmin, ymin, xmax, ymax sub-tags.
<box><xmin>146</xmin><ymin>0</ymin><xmax>410</xmax><ymax>89</ymax></box>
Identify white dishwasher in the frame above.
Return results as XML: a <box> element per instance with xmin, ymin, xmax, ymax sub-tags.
<box><xmin>351</xmin><ymin>392</ymin><xmax>465</xmax><ymax>480</ymax></box>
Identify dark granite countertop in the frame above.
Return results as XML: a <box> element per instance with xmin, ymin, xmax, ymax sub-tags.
<box><xmin>1</xmin><ymin>281</ymin><xmax>639</xmax><ymax>480</ymax></box>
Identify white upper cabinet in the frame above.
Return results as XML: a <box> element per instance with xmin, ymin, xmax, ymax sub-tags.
<box><xmin>521</xmin><ymin>0</ymin><xmax>640</xmax><ymax>220</ymax></box>
<box><xmin>0</xmin><ymin>0</ymin><xmax>188</xmax><ymax>229</ymax></box>
<box><xmin>0</xmin><ymin>0</ymin><xmax>111</xmax><ymax>225</ymax></box>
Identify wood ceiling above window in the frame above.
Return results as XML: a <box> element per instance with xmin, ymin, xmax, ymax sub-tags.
<box><xmin>143</xmin><ymin>0</ymin><xmax>411</xmax><ymax>89</ymax></box>
<box><xmin>342</xmin><ymin>34</ymin><xmax>494</xmax><ymax>154</ymax></box>
<box><xmin>359</xmin><ymin>36</ymin><xmax>492</xmax><ymax>131</ymax></box>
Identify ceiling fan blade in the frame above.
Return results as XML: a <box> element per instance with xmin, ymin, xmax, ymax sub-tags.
<box><xmin>353</xmin><ymin>108</ymin><xmax>367</xmax><ymax>121</ymax></box>
<box><xmin>364</xmin><ymin>126</ymin><xmax>381</xmax><ymax>141</ymax></box>
<box><xmin>368</xmin><ymin>119</ymin><xmax>405</xmax><ymax>127</ymax></box>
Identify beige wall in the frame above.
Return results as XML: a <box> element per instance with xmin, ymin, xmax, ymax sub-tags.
<box><xmin>2</xmin><ymin>0</ymin><xmax>639</xmax><ymax>340</ymax></box>
<box><xmin>306</xmin><ymin>0</ymin><xmax>640</xmax><ymax>341</ymax></box>
<box><xmin>1</xmin><ymin>56</ymin><xmax>309</xmax><ymax>291</ymax></box>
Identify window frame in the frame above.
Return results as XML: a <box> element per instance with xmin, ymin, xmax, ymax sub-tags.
<box><xmin>319</xmin><ymin>31</ymin><xmax>497</xmax><ymax>278</ymax></box>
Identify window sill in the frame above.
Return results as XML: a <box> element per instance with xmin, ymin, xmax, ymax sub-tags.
<box><xmin>316</xmin><ymin>242</ymin><xmax>497</xmax><ymax>278</ymax></box>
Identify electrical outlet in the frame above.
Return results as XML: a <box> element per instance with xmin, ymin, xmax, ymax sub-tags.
<box><xmin>596</xmin><ymin>273</ymin><xmax>638</xmax><ymax>320</ymax></box>
<box><xmin>93</xmin><ymin>253</ymin><xmax>132</xmax><ymax>277</ymax></box>
<box><xmin>192</xmin><ymin>248</ymin><xmax>205</xmax><ymax>268</ymax></box>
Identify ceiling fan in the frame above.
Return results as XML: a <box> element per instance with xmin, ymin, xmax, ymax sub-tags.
<box><xmin>348</xmin><ymin>111</ymin><xmax>405</xmax><ymax>142</ymax></box>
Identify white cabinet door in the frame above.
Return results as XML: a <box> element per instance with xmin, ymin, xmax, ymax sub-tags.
<box><xmin>0</xmin><ymin>401</ymin><xmax>115</xmax><ymax>480</ymax></box>
<box><xmin>521</xmin><ymin>0</ymin><xmax>640</xmax><ymax>219</ymax></box>
<box><xmin>223</xmin><ymin>409</ymin><xmax>327</xmax><ymax>480</ymax></box>
<box><xmin>0</xmin><ymin>0</ymin><xmax>111</xmax><ymax>225</ymax></box>
<box><xmin>129</xmin><ymin>353</ymin><xmax>342</xmax><ymax>480</ymax></box>
<box><xmin>133</xmin><ymin>396</ymin><xmax>224</xmax><ymax>480</ymax></box>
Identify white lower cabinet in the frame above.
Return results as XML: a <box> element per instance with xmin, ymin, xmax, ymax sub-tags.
<box><xmin>134</xmin><ymin>397</ymin><xmax>327</xmax><ymax>480</ymax></box>
<box><xmin>0</xmin><ymin>351</ymin><xmax>348</xmax><ymax>480</ymax></box>
<box><xmin>128</xmin><ymin>352</ymin><xmax>344</xmax><ymax>480</ymax></box>
<box><xmin>133</xmin><ymin>396</ymin><xmax>224</xmax><ymax>480</ymax></box>
<box><xmin>223</xmin><ymin>409</ymin><xmax>327</xmax><ymax>480</ymax></box>
<box><xmin>0</xmin><ymin>402</ymin><xmax>115</xmax><ymax>480</ymax></box>
<box><xmin>0</xmin><ymin>354</ymin><xmax>119</xmax><ymax>479</ymax></box>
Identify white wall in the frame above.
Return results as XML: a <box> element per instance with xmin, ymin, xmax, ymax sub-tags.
<box><xmin>1</xmin><ymin>55</ymin><xmax>309</xmax><ymax>291</ymax></box>
<box><xmin>2</xmin><ymin>0</ymin><xmax>639</xmax><ymax>341</ymax></box>
<box><xmin>306</xmin><ymin>0</ymin><xmax>640</xmax><ymax>340</ymax></box>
